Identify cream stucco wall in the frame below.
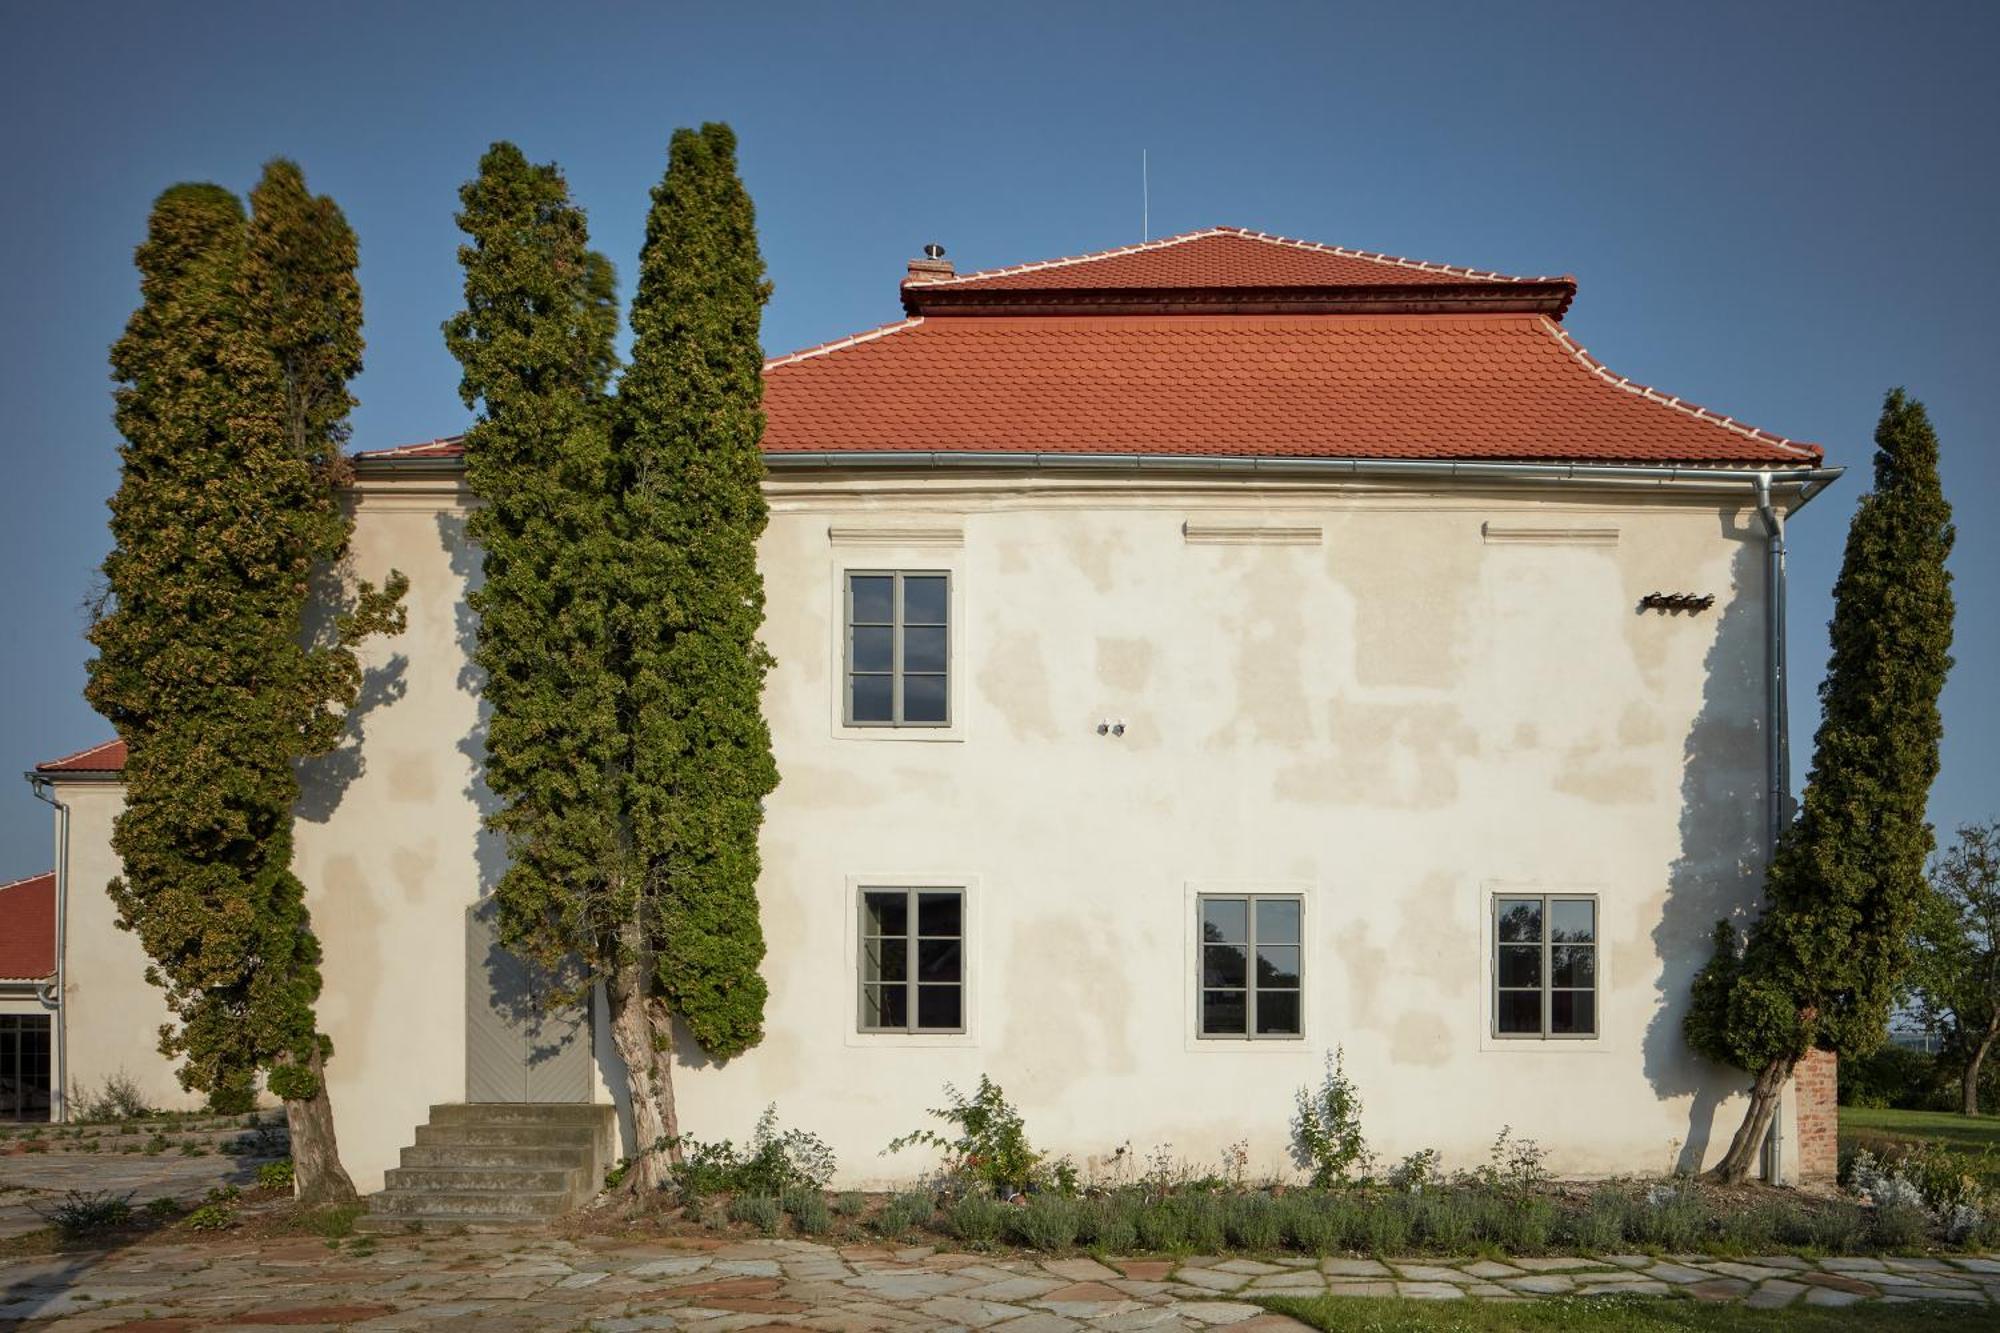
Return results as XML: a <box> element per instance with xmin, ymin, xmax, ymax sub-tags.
<box><xmin>45</xmin><ymin>466</ymin><xmax>1809</xmax><ymax>1189</ymax></box>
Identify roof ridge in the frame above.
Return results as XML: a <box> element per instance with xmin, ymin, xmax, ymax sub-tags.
<box><xmin>905</xmin><ymin>225</ymin><xmax>1573</xmax><ymax>289</ymax></box>
<box><xmin>1536</xmin><ymin>318</ymin><xmax>1821</xmax><ymax>461</ymax></box>
<box><xmin>0</xmin><ymin>871</ymin><xmax>53</xmax><ymax>893</ymax></box>
<box><xmin>362</xmin><ymin>435</ymin><xmax>465</xmax><ymax>459</ymax></box>
<box><xmin>764</xmin><ymin>317</ymin><xmax>925</xmax><ymax>370</ymax></box>
<box><xmin>36</xmin><ymin>738</ymin><xmax>126</xmax><ymax>771</ymax></box>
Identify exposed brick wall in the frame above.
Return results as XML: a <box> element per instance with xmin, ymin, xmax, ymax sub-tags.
<box><xmin>1794</xmin><ymin>1048</ymin><xmax>1839</xmax><ymax>1183</ymax></box>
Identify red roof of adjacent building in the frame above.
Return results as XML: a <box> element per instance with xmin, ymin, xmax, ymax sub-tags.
<box><xmin>36</xmin><ymin>739</ymin><xmax>127</xmax><ymax>773</ymax></box>
<box><xmin>0</xmin><ymin>872</ymin><xmax>55</xmax><ymax>981</ymax></box>
<box><xmin>355</xmin><ymin>225</ymin><xmax>1821</xmax><ymax>468</ymax></box>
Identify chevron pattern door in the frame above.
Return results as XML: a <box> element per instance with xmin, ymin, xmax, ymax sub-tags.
<box><xmin>465</xmin><ymin>898</ymin><xmax>591</xmax><ymax>1102</ymax></box>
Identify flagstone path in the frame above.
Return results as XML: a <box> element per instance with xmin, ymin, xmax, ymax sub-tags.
<box><xmin>5</xmin><ymin>1233</ymin><xmax>2000</xmax><ymax>1330</ymax></box>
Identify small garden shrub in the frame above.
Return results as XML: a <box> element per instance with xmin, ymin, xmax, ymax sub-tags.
<box><xmin>1276</xmin><ymin>1193</ymin><xmax>1335</xmax><ymax>1253</ymax></box>
<box><xmin>1388</xmin><ymin>1148</ymin><xmax>1442</xmax><ymax>1194</ymax></box>
<box><xmin>833</xmin><ymin>1190</ymin><xmax>866</xmax><ymax>1216</ymax></box>
<box><xmin>37</xmin><ymin>1190</ymin><xmax>132</xmax><ymax>1240</ymax></box>
<box><xmin>1010</xmin><ymin>1194</ymin><xmax>1082</xmax><ymax>1251</ymax></box>
<box><xmin>1412</xmin><ymin>1190</ymin><xmax>1478</xmax><ymax>1252</ymax></box>
<box><xmin>295</xmin><ymin>1203</ymin><xmax>361</xmax><ymax>1239</ymax></box>
<box><xmin>185</xmin><ymin>1203</ymin><xmax>235</xmax><ymax>1232</ymax></box>
<box><xmin>1176</xmin><ymin>1192</ymin><xmax>1228</xmax><ymax>1252</ymax></box>
<box><xmin>946</xmin><ymin>1192</ymin><xmax>1009</xmax><ymax>1248</ymax></box>
<box><xmin>1135</xmin><ymin>1195</ymin><xmax>1189</xmax><ymax>1250</ymax></box>
<box><xmin>143</xmin><ymin>1197</ymin><xmax>182</xmax><ymax>1221</ymax></box>
<box><xmin>1569</xmin><ymin>1187</ymin><xmax>1630</xmax><ymax>1251</ymax></box>
<box><xmin>1290</xmin><ymin>1047</ymin><xmax>1370</xmax><ymax>1187</ymax></box>
<box><xmin>783</xmin><ymin>1186</ymin><xmax>833</xmax><ymax>1236</ymax></box>
<box><xmin>727</xmin><ymin>1194</ymin><xmax>782</xmax><ymax>1235</ymax></box>
<box><xmin>1080</xmin><ymin>1194</ymin><xmax>1141</xmax><ymax>1252</ymax></box>
<box><xmin>672</xmin><ymin>1104</ymin><xmax>837</xmax><ymax>1201</ymax></box>
<box><xmin>886</xmin><ymin>1076</ymin><xmax>1049</xmax><ymax>1196</ymax></box>
<box><xmin>1224</xmin><ymin>1192</ymin><xmax>1282</xmax><ymax>1251</ymax></box>
<box><xmin>69</xmin><ymin>1071</ymin><xmax>153</xmax><ymax>1123</ymax></box>
<box><xmin>1870</xmin><ymin>1201</ymin><xmax>1929</xmax><ymax>1251</ymax></box>
<box><xmin>1636</xmin><ymin>1182</ymin><xmax>1709</xmax><ymax>1250</ymax></box>
<box><xmin>875</xmin><ymin>1190</ymin><xmax>936</xmax><ymax>1238</ymax></box>
<box><xmin>1496</xmin><ymin>1195</ymin><xmax>1556</xmax><ymax>1252</ymax></box>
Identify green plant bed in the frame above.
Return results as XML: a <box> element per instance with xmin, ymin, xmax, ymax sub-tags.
<box><xmin>1258</xmin><ymin>1292</ymin><xmax>2000</xmax><ymax>1331</ymax></box>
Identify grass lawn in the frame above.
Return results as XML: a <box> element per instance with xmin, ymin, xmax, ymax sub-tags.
<box><xmin>1839</xmin><ymin>1105</ymin><xmax>2000</xmax><ymax>1156</ymax></box>
<box><xmin>1257</xmin><ymin>1293</ymin><xmax>1998</xmax><ymax>1331</ymax></box>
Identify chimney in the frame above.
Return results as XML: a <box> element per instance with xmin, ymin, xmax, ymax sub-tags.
<box><xmin>905</xmin><ymin>241</ymin><xmax>954</xmax><ymax>284</ymax></box>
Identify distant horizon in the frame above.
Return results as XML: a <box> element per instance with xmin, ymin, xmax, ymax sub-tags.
<box><xmin>1</xmin><ymin>1</ymin><xmax>1993</xmax><ymax>874</ymax></box>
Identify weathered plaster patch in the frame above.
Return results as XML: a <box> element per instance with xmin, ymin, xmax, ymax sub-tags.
<box><xmin>976</xmin><ymin>632</ymin><xmax>1061</xmax><ymax>739</ymax></box>
<box><xmin>1390</xmin><ymin>1010</ymin><xmax>1453</xmax><ymax>1068</ymax></box>
<box><xmin>1276</xmin><ymin>700</ymin><xmax>1476</xmax><ymax>808</ymax></box>
<box><xmin>1095</xmin><ymin>637</ymin><xmax>1156</xmax><ymax>692</ymax></box>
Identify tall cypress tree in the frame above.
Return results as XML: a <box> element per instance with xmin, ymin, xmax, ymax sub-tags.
<box><xmin>613</xmin><ymin>123</ymin><xmax>778</xmax><ymax>1187</ymax></box>
<box><xmin>444</xmin><ymin>143</ymin><xmax>631</xmax><ymax>1047</ymax></box>
<box><xmin>88</xmin><ymin>164</ymin><xmax>404</xmax><ymax>1203</ymax></box>
<box><xmin>1687</xmin><ymin>388</ymin><xmax>1955</xmax><ymax>1182</ymax></box>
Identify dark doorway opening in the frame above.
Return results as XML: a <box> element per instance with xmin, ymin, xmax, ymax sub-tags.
<box><xmin>0</xmin><ymin>1012</ymin><xmax>51</xmax><ymax>1122</ymax></box>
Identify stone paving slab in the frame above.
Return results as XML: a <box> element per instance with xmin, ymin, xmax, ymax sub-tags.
<box><xmin>0</xmin><ymin>1231</ymin><xmax>1997</xmax><ymax>1328</ymax></box>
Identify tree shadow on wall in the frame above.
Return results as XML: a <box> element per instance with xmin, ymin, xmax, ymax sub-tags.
<box><xmin>1642</xmin><ymin>525</ymin><xmax>1773</xmax><ymax>1175</ymax></box>
<box><xmin>296</xmin><ymin>552</ymin><xmax>408</xmax><ymax>824</ymax></box>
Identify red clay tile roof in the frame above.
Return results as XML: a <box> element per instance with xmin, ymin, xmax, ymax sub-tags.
<box><xmin>0</xmin><ymin>872</ymin><xmax>55</xmax><ymax>981</ymax></box>
<box><xmin>355</xmin><ymin>226</ymin><xmax>1819</xmax><ymax>468</ymax></box>
<box><xmin>761</xmin><ymin>314</ymin><xmax>1820</xmax><ymax>464</ymax></box>
<box><xmin>36</xmin><ymin>739</ymin><xmax>127</xmax><ymax>773</ymax></box>
<box><xmin>902</xmin><ymin>227</ymin><xmax>1576</xmax><ymax>317</ymax></box>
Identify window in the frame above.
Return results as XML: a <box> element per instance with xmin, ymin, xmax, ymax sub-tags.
<box><xmin>1493</xmin><ymin>894</ymin><xmax>1597</xmax><ymax>1038</ymax></box>
<box><xmin>860</xmin><ymin>887</ymin><xmax>964</xmax><ymax>1032</ymax></box>
<box><xmin>845</xmin><ymin>571</ymin><xmax>949</xmax><ymax>726</ymax></box>
<box><xmin>1198</xmin><ymin>894</ymin><xmax>1303</xmax><ymax>1038</ymax></box>
<box><xmin>0</xmin><ymin>1014</ymin><xmax>51</xmax><ymax>1122</ymax></box>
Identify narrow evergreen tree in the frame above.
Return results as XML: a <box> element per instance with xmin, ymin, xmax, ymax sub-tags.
<box><xmin>613</xmin><ymin>123</ymin><xmax>778</xmax><ymax>1188</ymax></box>
<box><xmin>443</xmin><ymin>143</ymin><xmax>631</xmax><ymax>1055</ymax></box>
<box><xmin>1687</xmin><ymin>389</ymin><xmax>1955</xmax><ymax>1182</ymax></box>
<box><xmin>88</xmin><ymin>164</ymin><xmax>404</xmax><ymax>1203</ymax></box>
<box><xmin>1908</xmin><ymin>823</ymin><xmax>2000</xmax><ymax>1114</ymax></box>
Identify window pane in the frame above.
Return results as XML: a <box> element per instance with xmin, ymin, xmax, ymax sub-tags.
<box><xmin>1551</xmin><ymin>944</ymin><xmax>1595</xmax><ymax>989</ymax></box>
<box><xmin>903</xmin><ymin>626</ymin><xmax>948</xmax><ymax>674</ymax></box>
<box><xmin>1496</xmin><ymin>990</ymin><xmax>1542</xmax><ymax>1034</ymax></box>
<box><xmin>862</xmin><ymin>984</ymin><xmax>907</xmax><ymax>1029</ymax></box>
<box><xmin>862</xmin><ymin>891</ymin><xmax>906</xmax><ymax>937</ymax></box>
<box><xmin>1256</xmin><ymin>990</ymin><xmax>1301</xmax><ymax>1036</ymax></box>
<box><xmin>1202</xmin><ymin>898</ymin><xmax>1247</xmax><ymax>944</ymax></box>
<box><xmin>1255</xmin><ymin>944</ymin><xmax>1300</xmax><ymax>989</ymax></box>
<box><xmin>903</xmin><ymin>674</ymin><xmax>948</xmax><ymax>723</ymax></box>
<box><xmin>1550</xmin><ymin>899</ymin><xmax>1596</xmax><ymax>944</ymax></box>
<box><xmin>903</xmin><ymin>575</ymin><xmax>948</xmax><ymax>624</ymax></box>
<box><xmin>1497</xmin><ymin>944</ymin><xmax>1541</xmax><ymax>989</ymax></box>
<box><xmin>917</xmin><ymin>892</ymin><xmax>961</xmax><ymax>937</ymax></box>
<box><xmin>851</xmin><ymin>625</ymin><xmax>893</xmax><ymax>672</ymax></box>
<box><xmin>1203</xmin><ymin>943</ymin><xmax>1247</xmax><ymax>987</ymax></box>
<box><xmin>1496</xmin><ymin>899</ymin><xmax>1542</xmax><ymax>943</ymax></box>
<box><xmin>1552</xmin><ymin>991</ymin><xmax>1596</xmax><ymax>1035</ymax></box>
<box><xmin>851</xmin><ymin>674</ymin><xmax>893</xmax><ymax>723</ymax></box>
<box><xmin>864</xmin><ymin>938</ymin><xmax>907</xmax><ymax>984</ymax></box>
<box><xmin>850</xmin><ymin>575</ymin><xmax>893</xmax><ymax>623</ymax></box>
<box><xmin>1255</xmin><ymin>898</ymin><xmax>1301</xmax><ymax>944</ymax></box>
<box><xmin>917</xmin><ymin>939</ymin><xmax>960</xmax><ymax>983</ymax></box>
<box><xmin>1202</xmin><ymin>989</ymin><xmax>1247</xmax><ymax>1035</ymax></box>
<box><xmin>917</xmin><ymin>985</ymin><xmax>961</xmax><ymax>1029</ymax></box>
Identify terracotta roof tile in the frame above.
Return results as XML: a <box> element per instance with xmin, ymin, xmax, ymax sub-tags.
<box><xmin>0</xmin><ymin>872</ymin><xmax>54</xmax><ymax>981</ymax></box>
<box><xmin>36</xmin><ymin>739</ymin><xmax>127</xmax><ymax>773</ymax></box>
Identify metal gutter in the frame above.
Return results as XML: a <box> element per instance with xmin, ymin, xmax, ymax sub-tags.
<box><xmin>26</xmin><ymin>774</ymin><xmax>69</xmax><ymax>1124</ymax></box>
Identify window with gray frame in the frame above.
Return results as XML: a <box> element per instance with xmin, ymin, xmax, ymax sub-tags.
<box><xmin>1198</xmin><ymin>894</ymin><xmax>1303</xmax><ymax>1038</ymax></box>
<box><xmin>860</xmin><ymin>887</ymin><xmax>964</xmax><ymax>1032</ymax></box>
<box><xmin>1493</xmin><ymin>894</ymin><xmax>1597</xmax><ymax>1037</ymax></box>
<box><xmin>845</xmin><ymin>571</ymin><xmax>949</xmax><ymax>726</ymax></box>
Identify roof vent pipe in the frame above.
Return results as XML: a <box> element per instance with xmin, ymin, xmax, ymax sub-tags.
<box><xmin>906</xmin><ymin>244</ymin><xmax>953</xmax><ymax>284</ymax></box>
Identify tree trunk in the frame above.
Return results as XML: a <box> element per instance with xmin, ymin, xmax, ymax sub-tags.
<box><xmin>606</xmin><ymin>953</ymin><xmax>681</xmax><ymax>1195</ymax></box>
<box><xmin>284</xmin><ymin>1046</ymin><xmax>357</xmax><ymax>1205</ymax></box>
<box><xmin>1963</xmin><ymin>1025</ymin><xmax>1998</xmax><ymax>1116</ymax></box>
<box><xmin>1709</xmin><ymin>1056</ymin><xmax>1795</xmax><ymax>1184</ymax></box>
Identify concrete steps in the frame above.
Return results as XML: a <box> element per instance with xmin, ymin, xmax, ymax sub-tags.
<box><xmin>362</xmin><ymin>1102</ymin><xmax>614</xmax><ymax>1232</ymax></box>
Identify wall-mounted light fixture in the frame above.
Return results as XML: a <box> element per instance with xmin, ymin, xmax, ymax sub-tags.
<box><xmin>1638</xmin><ymin>593</ymin><xmax>1716</xmax><ymax>614</ymax></box>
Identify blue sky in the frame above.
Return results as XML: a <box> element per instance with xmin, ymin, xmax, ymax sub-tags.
<box><xmin>0</xmin><ymin>1</ymin><xmax>1993</xmax><ymax>874</ymax></box>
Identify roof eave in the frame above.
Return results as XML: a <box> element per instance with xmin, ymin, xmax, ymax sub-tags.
<box><xmin>899</xmin><ymin>281</ymin><xmax>1578</xmax><ymax>320</ymax></box>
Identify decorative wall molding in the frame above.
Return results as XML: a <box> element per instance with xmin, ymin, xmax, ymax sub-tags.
<box><xmin>826</xmin><ymin>524</ymin><xmax>964</xmax><ymax>548</ymax></box>
<box><xmin>1181</xmin><ymin>521</ymin><xmax>1323</xmax><ymax>546</ymax></box>
<box><xmin>1481</xmin><ymin>521</ymin><xmax>1620</xmax><ymax>546</ymax></box>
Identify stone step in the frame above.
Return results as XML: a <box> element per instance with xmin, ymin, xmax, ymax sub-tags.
<box><xmin>384</xmin><ymin>1165</ymin><xmax>582</xmax><ymax>1194</ymax></box>
<box><xmin>353</xmin><ymin>1212</ymin><xmax>558</xmax><ymax>1234</ymax></box>
<box><xmin>400</xmin><ymin>1143</ymin><xmax>594</xmax><ymax>1171</ymax></box>
<box><xmin>413</xmin><ymin>1122</ymin><xmax>599</xmax><ymax>1150</ymax></box>
<box><xmin>429</xmin><ymin>1102</ymin><xmax>612</xmax><ymax>1126</ymax></box>
<box><xmin>368</xmin><ymin>1187</ymin><xmax>575</xmax><ymax>1218</ymax></box>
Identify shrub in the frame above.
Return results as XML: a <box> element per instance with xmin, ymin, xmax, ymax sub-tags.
<box><xmin>69</xmin><ymin>1072</ymin><xmax>153</xmax><ymax>1123</ymax></box>
<box><xmin>1011</xmin><ymin>1194</ymin><xmax>1083</xmax><ymax>1251</ymax></box>
<box><xmin>946</xmin><ymin>1192</ymin><xmax>1009</xmax><ymax>1248</ymax></box>
<box><xmin>1175</xmin><ymin>1192</ymin><xmax>1228</xmax><ymax>1252</ymax></box>
<box><xmin>1636</xmin><ymin>1182</ymin><xmax>1709</xmax><ymax>1250</ymax></box>
<box><xmin>206</xmin><ymin>1076</ymin><xmax>257</xmax><ymax>1116</ymax></box>
<box><xmin>1080</xmin><ymin>1194</ymin><xmax>1141</xmax><ymax>1252</ymax></box>
<box><xmin>783</xmin><ymin>1187</ymin><xmax>833</xmax><ymax>1236</ymax></box>
<box><xmin>142</xmin><ymin>1134</ymin><xmax>167</xmax><ymax>1156</ymax></box>
<box><xmin>727</xmin><ymin>1194</ymin><xmax>782</xmax><ymax>1235</ymax></box>
<box><xmin>37</xmin><ymin>1190</ymin><xmax>133</xmax><ymax>1240</ymax></box>
<box><xmin>1387</xmin><ymin>1149</ymin><xmax>1442</xmax><ymax>1193</ymax></box>
<box><xmin>1135</xmin><ymin>1196</ymin><xmax>1188</xmax><ymax>1250</ymax></box>
<box><xmin>1413</xmin><ymin>1190</ymin><xmax>1478</xmax><ymax>1252</ymax></box>
<box><xmin>1838</xmin><ymin>1044</ymin><xmax>1946</xmax><ymax>1110</ymax></box>
<box><xmin>875</xmin><ymin>1190</ymin><xmax>936</xmax><ymax>1239</ymax></box>
<box><xmin>295</xmin><ymin>1203</ymin><xmax>361</xmax><ymax>1239</ymax></box>
<box><xmin>673</xmin><ymin>1104</ymin><xmax>837</xmax><ymax>1200</ymax></box>
<box><xmin>1715</xmin><ymin>1201</ymin><xmax>1784</xmax><ymax>1253</ymax></box>
<box><xmin>143</xmin><ymin>1197</ymin><xmax>182</xmax><ymax>1221</ymax></box>
<box><xmin>1569</xmin><ymin>1187</ymin><xmax>1630</xmax><ymax>1251</ymax></box>
<box><xmin>1291</xmin><ymin>1048</ymin><xmax>1370</xmax><ymax>1187</ymax></box>
<box><xmin>833</xmin><ymin>1190</ymin><xmax>867</xmax><ymax>1216</ymax></box>
<box><xmin>1475</xmin><ymin>1127</ymin><xmax>1550</xmax><ymax>1200</ymax></box>
<box><xmin>1360</xmin><ymin>1194</ymin><xmax>1412</xmax><ymax>1253</ymax></box>
<box><xmin>1224</xmin><ymin>1193</ymin><xmax>1282</xmax><ymax>1251</ymax></box>
<box><xmin>887</xmin><ymin>1077</ymin><xmax>1046</xmax><ymax>1196</ymax></box>
<box><xmin>1277</xmin><ymin>1193</ymin><xmax>1338</xmax><ymax>1253</ymax></box>
<box><xmin>185</xmin><ymin>1203</ymin><xmax>235</xmax><ymax>1232</ymax></box>
<box><xmin>1497</xmin><ymin>1195</ymin><xmax>1556</xmax><ymax>1252</ymax></box>
<box><xmin>1870</xmin><ymin>1201</ymin><xmax>1929</xmax><ymax>1251</ymax></box>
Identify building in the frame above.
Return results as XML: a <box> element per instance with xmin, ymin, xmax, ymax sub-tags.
<box><xmin>30</xmin><ymin>226</ymin><xmax>1841</xmax><ymax>1189</ymax></box>
<box><xmin>0</xmin><ymin>870</ymin><xmax>56</xmax><ymax>1122</ymax></box>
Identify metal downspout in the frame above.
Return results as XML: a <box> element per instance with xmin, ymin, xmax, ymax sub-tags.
<box><xmin>1754</xmin><ymin>471</ymin><xmax>1793</xmax><ymax>1183</ymax></box>
<box><xmin>28</xmin><ymin>775</ymin><xmax>69</xmax><ymax>1124</ymax></box>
